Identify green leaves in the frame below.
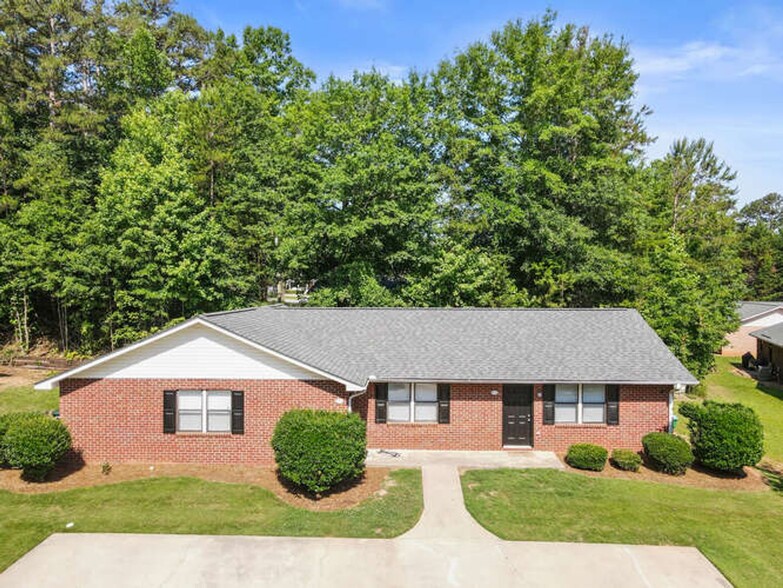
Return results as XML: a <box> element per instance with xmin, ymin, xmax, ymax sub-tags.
<box><xmin>0</xmin><ymin>5</ymin><xmax>748</xmax><ymax>375</ymax></box>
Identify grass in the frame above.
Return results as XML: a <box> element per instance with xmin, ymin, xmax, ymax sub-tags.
<box><xmin>462</xmin><ymin>468</ymin><xmax>783</xmax><ymax>588</ymax></box>
<box><xmin>0</xmin><ymin>385</ymin><xmax>58</xmax><ymax>415</ymax></box>
<box><xmin>677</xmin><ymin>356</ymin><xmax>783</xmax><ymax>463</ymax></box>
<box><xmin>0</xmin><ymin>468</ymin><xmax>422</xmax><ymax>573</ymax></box>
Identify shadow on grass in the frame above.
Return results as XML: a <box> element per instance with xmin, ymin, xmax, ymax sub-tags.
<box><xmin>758</xmin><ymin>464</ymin><xmax>783</xmax><ymax>493</ymax></box>
<box><xmin>274</xmin><ymin>469</ymin><xmax>367</xmax><ymax>501</ymax></box>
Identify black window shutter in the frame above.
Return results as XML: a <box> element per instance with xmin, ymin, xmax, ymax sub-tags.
<box><xmin>606</xmin><ymin>385</ymin><xmax>620</xmax><ymax>425</ymax></box>
<box><xmin>375</xmin><ymin>383</ymin><xmax>388</xmax><ymax>424</ymax></box>
<box><xmin>231</xmin><ymin>391</ymin><xmax>245</xmax><ymax>434</ymax></box>
<box><xmin>543</xmin><ymin>384</ymin><xmax>555</xmax><ymax>425</ymax></box>
<box><xmin>437</xmin><ymin>383</ymin><xmax>451</xmax><ymax>424</ymax></box>
<box><xmin>163</xmin><ymin>390</ymin><xmax>176</xmax><ymax>434</ymax></box>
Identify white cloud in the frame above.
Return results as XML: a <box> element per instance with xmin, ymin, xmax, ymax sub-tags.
<box><xmin>633</xmin><ymin>6</ymin><xmax>783</xmax><ymax>92</ymax></box>
<box><xmin>634</xmin><ymin>42</ymin><xmax>732</xmax><ymax>77</ymax></box>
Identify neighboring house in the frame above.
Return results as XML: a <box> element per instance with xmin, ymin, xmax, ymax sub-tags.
<box><xmin>722</xmin><ymin>301</ymin><xmax>783</xmax><ymax>356</ymax></box>
<box><xmin>35</xmin><ymin>306</ymin><xmax>696</xmax><ymax>464</ymax></box>
<box><xmin>751</xmin><ymin>323</ymin><xmax>783</xmax><ymax>382</ymax></box>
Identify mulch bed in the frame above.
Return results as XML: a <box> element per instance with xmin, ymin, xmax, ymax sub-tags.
<box><xmin>558</xmin><ymin>453</ymin><xmax>770</xmax><ymax>491</ymax></box>
<box><xmin>0</xmin><ymin>463</ymin><xmax>394</xmax><ymax>511</ymax></box>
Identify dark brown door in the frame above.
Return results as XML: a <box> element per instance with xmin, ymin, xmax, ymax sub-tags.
<box><xmin>503</xmin><ymin>384</ymin><xmax>533</xmax><ymax>446</ymax></box>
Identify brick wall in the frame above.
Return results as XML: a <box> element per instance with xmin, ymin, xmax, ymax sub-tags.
<box><xmin>353</xmin><ymin>383</ymin><xmax>503</xmax><ymax>450</ymax></box>
<box><xmin>60</xmin><ymin>378</ymin><xmax>348</xmax><ymax>465</ymax></box>
<box><xmin>61</xmin><ymin>378</ymin><xmax>671</xmax><ymax>464</ymax></box>
<box><xmin>354</xmin><ymin>383</ymin><xmax>671</xmax><ymax>452</ymax></box>
<box><xmin>532</xmin><ymin>384</ymin><xmax>671</xmax><ymax>452</ymax></box>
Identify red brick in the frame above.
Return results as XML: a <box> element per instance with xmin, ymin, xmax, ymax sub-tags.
<box><xmin>60</xmin><ymin>379</ymin><xmax>671</xmax><ymax>465</ymax></box>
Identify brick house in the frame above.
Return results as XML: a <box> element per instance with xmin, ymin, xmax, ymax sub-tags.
<box><xmin>721</xmin><ymin>301</ymin><xmax>783</xmax><ymax>357</ymax></box>
<box><xmin>35</xmin><ymin>306</ymin><xmax>696</xmax><ymax>464</ymax></box>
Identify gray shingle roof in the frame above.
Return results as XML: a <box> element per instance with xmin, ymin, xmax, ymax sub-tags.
<box><xmin>203</xmin><ymin>306</ymin><xmax>697</xmax><ymax>387</ymax></box>
<box><xmin>738</xmin><ymin>301</ymin><xmax>783</xmax><ymax>321</ymax></box>
<box><xmin>750</xmin><ymin>322</ymin><xmax>783</xmax><ymax>347</ymax></box>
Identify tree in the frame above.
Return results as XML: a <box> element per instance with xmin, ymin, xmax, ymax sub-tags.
<box><xmin>86</xmin><ymin>95</ymin><xmax>245</xmax><ymax>346</ymax></box>
<box><xmin>634</xmin><ymin>234</ymin><xmax>738</xmax><ymax>378</ymax></box>
<box><xmin>430</xmin><ymin>12</ymin><xmax>650</xmax><ymax>307</ymax></box>
<box><xmin>647</xmin><ymin>138</ymin><xmax>739</xmax><ymax>269</ymax></box>
<box><xmin>276</xmin><ymin>71</ymin><xmax>439</xmax><ymax>304</ymax></box>
<box><xmin>738</xmin><ymin>192</ymin><xmax>783</xmax><ymax>231</ymax></box>
<box><xmin>738</xmin><ymin>193</ymin><xmax>783</xmax><ymax>299</ymax></box>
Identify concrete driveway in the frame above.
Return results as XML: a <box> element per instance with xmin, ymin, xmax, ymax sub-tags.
<box><xmin>0</xmin><ymin>532</ymin><xmax>730</xmax><ymax>588</ymax></box>
<box><xmin>0</xmin><ymin>454</ymin><xmax>730</xmax><ymax>587</ymax></box>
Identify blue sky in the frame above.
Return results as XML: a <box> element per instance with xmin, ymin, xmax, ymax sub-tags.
<box><xmin>179</xmin><ymin>0</ymin><xmax>783</xmax><ymax>205</ymax></box>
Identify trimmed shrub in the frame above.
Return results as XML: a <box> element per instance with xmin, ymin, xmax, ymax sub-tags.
<box><xmin>0</xmin><ymin>412</ymin><xmax>40</xmax><ymax>466</ymax></box>
<box><xmin>611</xmin><ymin>448</ymin><xmax>642</xmax><ymax>472</ymax></box>
<box><xmin>272</xmin><ymin>409</ymin><xmax>367</xmax><ymax>494</ymax></box>
<box><xmin>565</xmin><ymin>443</ymin><xmax>608</xmax><ymax>471</ymax></box>
<box><xmin>679</xmin><ymin>401</ymin><xmax>764</xmax><ymax>472</ymax></box>
<box><xmin>642</xmin><ymin>432</ymin><xmax>693</xmax><ymax>475</ymax></box>
<box><xmin>2</xmin><ymin>414</ymin><xmax>72</xmax><ymax>481</ymax></box>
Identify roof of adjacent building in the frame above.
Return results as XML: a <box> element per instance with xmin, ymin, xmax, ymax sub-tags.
<box><xmin>201</xmin><ymin>306</ymin><xmax>697</xmax><ymax>387</ymax></box>
<box><xmin>738</xmin><ymin>301</ymin><xmax>783</xmax><ymax>321</ymax></box>
<box><xmin>750</xmin><ymin>322</ymin><xmax>783</xmax><ymax>347</ymax></box>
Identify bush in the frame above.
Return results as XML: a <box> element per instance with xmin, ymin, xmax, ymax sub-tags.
<box><xmin>565</xmin><ymin>443</ymin><xmax>608</xmax><ymax>471</ymax></box>
<box><xmin>0</xmin><ymin>412</ymin><xmax>40</xmax><ymax>466</ymax></box>
<box><xmin>611</xmin><ymin>448</ymin><xmax>642</xmax><ymax>472</ymax></box>
<box><xmin>679</xmin><ymin>401</ymin><xmax>764</xmax><ymax>472</ymax></box>
<box><xmin>642</xmin><ymin>432</ymin><xmax>693</xmax><ymax>475</ymax></box>
<box><xmin>271</xmin><ymin>409</ymin><xmax>367</xmax><ymax>494</ymax></box>
<box><xmin>2</xmin><ymin>414</ymin><xmax>72</xmax><ymax>481</ymax></box>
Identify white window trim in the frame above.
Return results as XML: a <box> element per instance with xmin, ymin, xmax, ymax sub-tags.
<box><xmin>555</xmin><ymin>384</ymin><xmax>607</xmax><ymax>425</ymax></box>
<box><xmin>388</xmin><ymin>382</ymin><xmax>438</xmax><ymax>423</ymax></box>
<box><xmin>177</xmin><ymin>390</ymin><xmax>232</xmax><ymax>433</ymax></box>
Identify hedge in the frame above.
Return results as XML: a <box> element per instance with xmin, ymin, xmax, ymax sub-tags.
<box><xmin>1</xmin><ymin>413</ymin><xmax>72</xmax><ymax>481</ymax></box>
<box><xmin>679</xmin><ymin>401</ymin><xmax>764</xmax><ymax>472</ymax></box>
<box><xmin>642</xmin><ymin>432</ymin><xmax>693</xmax><ymax>475</ymax></box>
<box><xmin>611</xmin><ymin>448</ymin><xmax>642</xmax><ymax>472</ymax></box>
<box><xmin>271</xmin><ymin>409</ymin><xmax>367</xmax><ymax>494</ymax></box>
<box><xmin>565</xmin><ymin>443</ymin><xmax>608</xmax><ymax>471</ymax></box>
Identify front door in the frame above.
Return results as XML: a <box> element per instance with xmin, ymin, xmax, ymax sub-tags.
<box><xmin>503</xmin><ymin>384</ymin><xmax>533</xmax><ymax>446</ymax></box>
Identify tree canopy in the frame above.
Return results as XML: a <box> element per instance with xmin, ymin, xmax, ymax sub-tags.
<box><xmin>0</xmin><ymin>3</ymin><xmax>762</xmax><ymax>378</ymax></box>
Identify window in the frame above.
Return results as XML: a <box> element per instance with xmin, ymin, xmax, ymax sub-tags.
<box><xmin>554</xmin><ymin>384</ymin><xmax>607</xmax><ymax>424</ymax></box>
<box><xmin>177</xmin><ymin>390</ymin><xmax>232</xmax><ymax>433</ymax></box>
<box><xmin>414</xmin><ymin>383</ymin><xmax>438</xmax><ymax>422</ymax></box>
<box><xmin>388</xmin><ymin>383</ymin><xmax>411</xmax><ymax>422</ymax></box>
<box><xmin>582</xmin><ymin>384</ymin><xmax>606</xmax><ymax>423</ymax></box>
<box><xmin>387</xmin><ymin>383</ymin><xmax>439</xmax><ymax>423</ymax></box>
<box><xmin>555</xmin><ymin>384</ymin><xmax>578</xmax><ymax>423</ymax></box>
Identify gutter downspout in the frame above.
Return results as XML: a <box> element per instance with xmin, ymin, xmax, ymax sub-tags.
<box><xmin>669</xmin><ymin>383</ymin><xmax>685</xmax><ymax>433</ymax></box>
<box><xmin>347</xmin><ymin>375</ymin><xmax>375</xmax><ymax>413</ymax></box>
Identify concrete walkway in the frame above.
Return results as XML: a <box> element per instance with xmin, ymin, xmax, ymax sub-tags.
<box><xmin>366</xmin><ymin>448</ymin><xmax>564</xmax><ymax>470</ymax></box>
<box><xmin>0</xmin><ymin>454</ymin><xmax>730</xmax><ymax>587</ymax></box>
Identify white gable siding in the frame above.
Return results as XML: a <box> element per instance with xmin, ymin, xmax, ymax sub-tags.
<box><xmin>745</xmin><ymin>309</ymin><xmax>783</xmax><ymax>328</ymax></box>
<box><xmin>77</xmin><ymin>323</ymin><xmax>322</xmax><ymax>381</ymax></box>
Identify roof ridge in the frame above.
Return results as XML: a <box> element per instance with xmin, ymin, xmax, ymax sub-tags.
<box><xmin>200</xmin><ymin>305</ymin><xmax>278</xmax><ymax>318</ymax></box>
<box><xmin>270</xmin><ymin>306</ymin><xmax>636</xmax><ymax>312</ymax></box>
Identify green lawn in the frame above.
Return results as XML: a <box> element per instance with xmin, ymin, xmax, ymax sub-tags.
<box><xmin>0</xmin><ymin>468</ymin><xmax>422</xmax><ymax>572</ymax></box>
<box><xmin>683</xmin><ymin>356</ymin><xmax>783</xmax><ymax>463</ymax></box>
<box><xmin>0</xmin><ymin>385</ymin><xmax>58</xmax><ymax>415</ymax></box>
<box><xmin>462</xmin><ymin>468</ymin><xmax>783</xmax><ymax>588</ymax></box>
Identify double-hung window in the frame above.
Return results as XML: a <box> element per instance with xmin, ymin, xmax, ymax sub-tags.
<box><xmin>176</xmin><ymin>390</ymin><xmax>232</xmax><ymax>433</ymax></box>
<box><xmin>581</xmin><ymin>384</ymin><xmax>606</xmax><ymax>423</ymax></box>
<box><xmin>387</xmin><ymin>383</ymin><xmax>439</xmax><ymax>423</ymax></box>
<box><xmin>554</xmin><ymin>384</ymin><xmax>579</xmax><ymax>423</ymax></box>
<box><xmin>554</xmin><ymin>384</ymin><xmax>607</xmax><ymax>424</ymax></box>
